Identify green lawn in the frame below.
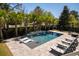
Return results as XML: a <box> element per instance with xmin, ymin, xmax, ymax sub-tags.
<box><xmin>0</xmin><ymin>43</ymin><xmax>13</xmax><ymax>56</ymax></box>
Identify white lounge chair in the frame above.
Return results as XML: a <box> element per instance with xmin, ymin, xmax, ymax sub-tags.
<box><xmin>62</xmin><ymin>40</ymin><xmax>72</xmax><ymax>43</ymax></box>
<box><xmin>23</xmin><ymin>39</ymin><xmax>34</xmax><ymax>43</ymax></box>
<box><xmin>51</xmin><ymin>46</ymin><xmax>64</xmax><ymax>54</ymax></box>
<box><xmin>66</xmin><ymin>36</ymin><xmax>75</xmax><ymax>40</ymax></box>
<box><xmin>65</xmin><ymin>38</ymin><xmax>73</xmax><ymax>42</ymax></box>
<box><xmin>19</xmin><ymin>37</ymin><xmax>29</xmax><ymax>42</ymax></box>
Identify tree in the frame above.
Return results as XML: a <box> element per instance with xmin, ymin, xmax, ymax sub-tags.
<box><xmin>42</xmin><ymin>11</ymin><xmax>54</xmax><ymax>30</ymax></box>
<box><xmin>33</xmin><ymin>6</ymin><xmax>43</xmax><ymax>16</ymax></box>
<box><xmin>58</xmin><ymin>6</ymin><xmax>70</xmax><ymax>30</ymax></box>
<box><xmin>7</xmin><ymin>3</ymin><xmax>24</xmax><ymax>36</ymax></box>
<box><xmin>9</xmin><ymin>12</ymin><xmax>23</xmax><ymax>36</ymax></box>
<box><xmin>41</xmin><ymin>12</ymin><xmax>48</xmax><ymax>30</ymax></box>
<box><xmin>9</xmin><ymin>12</ymin><xmax>17</xmax><ymax>36</ymax></box>
<box><xmin>23</xmin><ymin>13</ymin><xmax>28</xmax><ymax>33</ymax></box>
<box><xmin>0</xmin><ymin>3</ymin><xmax>10</xmax><ymax>10</ymax></box>
<box><xmin>29</xmin><ymin>6</ymin><xmax>43</xmax><ymax>31</ymax></box>
<box><xmin>70</xmin><ymin>10</ymin><xmax>79</xmax><ymax>20</ymax></box>
<box><xmin>46</xmin><ymin>12</ymin><xmax>54</xmax><ymax>30</ymax></box>
<box><xmin>68</xmin><ymin>14</ymin><xmax>78</xmax><ymax>32</ymax></box>
<box><xmin>0</xmin><ymin>3</ymin><xmax>11</xmax><ymax>30</ymax></box>
<box><xmin>37</xmin><ymin>15</ymin><xmax>44</xmax><ymax>30</ymax></box>
<box><xmin>0</xmin><ymin>10</ymin><xmax>6</xmax><ymax>41</ymax></box>
<box><xmin>52</xmin><ymin>18</ymin><xmax>59</xmax><ymax>29</ymax></box>
<box><xmin>30</xmin><ymin>13</ymin><xmax>37</xmax><ymax>31</ymax></box>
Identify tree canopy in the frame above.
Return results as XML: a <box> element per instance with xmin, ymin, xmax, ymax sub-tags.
<box><xmin>0</xmin><ymin>3</ymin><xmax>79</xmax><ymax>39</ymax></box>
<box><xmin>58</xmin><ymin>6</ymin><xmax>70</xmax><ymax>30</ymax></box>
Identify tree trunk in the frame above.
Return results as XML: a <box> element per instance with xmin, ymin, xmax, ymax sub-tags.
<box><xmin>15</xmin><ymin>24</ymin><xmax>18</xmax><ymax>37</ymax></box>
<box><xmin>39</xmin><ymin>24</ymin><xmax>41</xmax><ymax>31</ymax></box>
<box><xmin>48</xmin><ymin>24</ymin><xmax>50</xmax><ymax>30</ymax></box>
<box><xmin>6</xmin><ymin>24</ymin><xmax>9</xmax><ymax>29</ymax></box>
<box><xmin>24</xmin><ymin>19</ymin><xmax>28</xmax><ymax>33</ymax></box>
<box><xmin>33</xmin><ymin>23</ymin><xmax>35</xmax><ymax>31</ymax></box>
<box><xmin>45</xmin><ymin>23</ymin><xmax>48</xmax><ymax>31</ymax></box>
<box><xmin>45</xmin><ymin>25</ymin><xmax>46</xmax><ymax>31</ymax></box>
<box><xmin>25</xmin><ymin>26</ymin><xmax>28</xmax><ymax>33</ymax></box>
<box><xmin>0</xmin><ymin>28</ymin><xmax>3</xmax><ymax>41</ymax></box>
<box><xmin>25</xmin><ymin>22</ymin><xmax>28</xmax><ymax>34</ymax></box>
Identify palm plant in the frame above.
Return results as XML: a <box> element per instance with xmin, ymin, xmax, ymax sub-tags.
<box><xmin>0</xmin><ymin>3</ymin><xmax>10</xmax><ymax>10</ymax></box>
<box><xmin>0</xmin><ymin>3</ymin><xmax>11</xmax><ymax>29</ymax></box>
<box><xmin>15</xmin><ymin>12</ymin><xmax>24</xmax><ymax>36</ymax></box>
<box><xmin>42</xmin><ymin>11</ymin><xmax>52</xmax><ymax>30</ymax></box>
<box><xmin>8</xmin><ymin>5</ymin><xmax>24</xmax><ymax>37</ymax></box>
<box><xmin>23</xmin><ymin>14</ymin><xmax>29</xmax><ymax>33</ymax></box>
<box><xmin>53</xmin><ymin>18</ymin><xmax>59</xmax><ymax>29</ymax></box>
<box><xmin>68</xmin><ymin>14</ymin><xmax>78</xmax><ymax>32</ymax></box>
<box><xmin>9</xmin><ymin>12</ymin><xmax>18</xmax><ymax>37</ymax></box>
<box><xmin>0</xmin><ymin>10</ymin><xmax>6</xmax><ymax>41</ymax></box>
<box><xmin>29</xmin><ymin>13</ymin><xmax>37</xmax><ymax>31</ymax></box>
<box><xmin>43</xmin><ymin>16</ymin><xmax>48</xmax><ymax>30</ymax></box>
<box><xmin>30</xmin><ymin>6</ymin><xmax>43</xmax><ymax>31</ymax></box>
<box><xmin>37</xmin><ymin>15</ymin><xmax>44</xmax><ymax>31</ymax></box>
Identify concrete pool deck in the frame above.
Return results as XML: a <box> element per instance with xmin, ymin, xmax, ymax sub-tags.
<box><xmin>5</xmin><ymin>30</ymin><xmax>79</xmax><ymax>56</ymax></box>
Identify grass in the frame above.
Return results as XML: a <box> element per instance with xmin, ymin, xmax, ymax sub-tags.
<box><xmin>0</xmin><ymin>43</ymin><xmax>13</xmax><ymax>56</ymax></box>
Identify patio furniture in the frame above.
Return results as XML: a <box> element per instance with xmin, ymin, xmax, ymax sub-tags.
<box><xmin>62</xmin><ymin>40</ymin><xmax>71</xmax><ymax>43</ymax></box>
<box><xmin>51</xmin><ymin>46</ymin><xmax>64</xmax><ymax>53</ymax></box>
<box><xmin>57</xmin><ymin>44</ymin><xmax>67</xmax><ymax>50</ymax></box>
<box><xmin>23</xmin><ymin>39</ymin><xmax>34</xmax><ymax>43</ymax></box>
<box><xmin>61</xmin><ymin>41</ymin><xmax>71</xmax><ymax>45</ymax></box>
<box><xmin>49</xmin><ymin>36</ymin><xmax>78</xmax><ymax>56</ymax></box>
<box><xmin>49</xmin><ymin>47</ymin><xmax>63</xmax><ymax>56</ymax></box>
<box><xmin>71</xmin><ymin>33</ymin><xmax>78</xmax><ymax>37</ymax></box>
<box><xmin>49</xmin><ymin>44</ymin><xmax>66</xmax><ymax>56</ymax></box>
<box><xmin>65</xmin><ymin>38</ymin><xmax>73</xmax><ymax>42</ymax></box>
<box><xmin>19</xmin><ymin>37</ymin><xmax>29</xmax><ymax>42</ymax></box>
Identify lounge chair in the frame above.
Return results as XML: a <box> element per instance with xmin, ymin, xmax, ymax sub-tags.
<box><xmin>62</xmin><ymin>40</ymin><xmax>71</xmax><ymax>43</ymax></box>
<box><xmin>61</xmin><ymin>41</ymin><xmax>71</xmax><ymax>45</ymax></box>
<box><xmin>50</xmin><ymin>46</ymin><xmax>64</xmax><ymax>54</ymax></box>
<box><xmin>50</xmin><ymin>44</ymin><xmax>66</xmax><ymax>56</ymax></box>
<box><xmin>57</xmin><ymin>44</ymin><xmax>67</xmax><ymax>50</ymax></box>
<box><xmin>49</xmin><ymin>42</ymin><xmax>69</xmax><ymax>56</ymax></box>
<box><xmin>23</xmin><ymin>39</ymin><xmax>34</xmax><ymax>43</ymax></box>
<box><xmin>65</xmin><ymin>38</ymin><xmax>73</xmax><ymax>42</ymax></box>
<box><xmin>19</xmin><ymin>37</ymin><xmax>29</xmax><ymax>42</ymax></box>
<box><xmin>49</xmin><ymin>48</ymin><xmax>63</xmax><ymax>56</ymax></box>
<box><xmin>71</xmin><ymin>34</ymin><xmax>78</xmax><ymax>37</ymax></box>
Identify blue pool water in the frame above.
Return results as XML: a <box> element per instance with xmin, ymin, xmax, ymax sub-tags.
<box><xmin>27</xmin><ymin>31</ymin><xmax>62</xmax><ymax>45</ymax></box>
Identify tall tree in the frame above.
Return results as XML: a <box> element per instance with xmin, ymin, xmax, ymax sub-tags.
<box><xmin>37</xmin><ymin>15</ymin><xmax>44</xmax><ymax>30</ymax></box>
<box><xmin>0</xmin><ymin>10</ymin><xmax>6</xmax><ymax>41</ymax></box>
<box><xmin>33</xmin><ymin>6</ymin><xmax>43</xmax><ymax>16</ymax></box>
<box><xmin>22</xmin><ymin>12</ymin><xmax>28</xmax><ymax>33</ymax></box>
<box><xmin>70</xmin><ymin>10</ymin><xmax>79</xmax><ymax>20</ymax></box>
<box><xmin>42</xmin><ymin>11</ymin><xmax>54</xmax><ymax>30</ymax></box>
<box><xmin>53</xmin><ymin>18</ymin><xmax>59</xmax><ymax>29</ymax></box>
<box><xmin>9</xmin><ymin>12</ymin><xmax>23</xmax><ymax>36</ymax></box>
<box><xmin>58</xmin><ymin>6</ymin><xmax>70</xmax><ymax>30</ymax></box>
<box><xmin>0</xmin><ymin>3</ymin><xmax>11</xmax><ymax>29</ymax></box>
<box><xmin>30</xmin><ymin>6</ymin><xmax>43</xmax><ymax>31</ymax></box>
<box><xmin>0</xmin><ymin>3</ymin><xmax>10</xmax><ymax>10</ymax></box>
<box><xmin>68</xmin><ymin>14</ymin><xmax>78</xmax><ymax>31</ymax></box>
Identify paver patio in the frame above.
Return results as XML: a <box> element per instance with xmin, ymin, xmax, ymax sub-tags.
<box><xmin>5</xmin><ymin>30</ymin><xmax>79</xmax><ymax>56</ymax></box>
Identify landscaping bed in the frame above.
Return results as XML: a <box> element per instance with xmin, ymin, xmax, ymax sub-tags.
<box><xmin>0</xmin><ymin>43</ymin><xmax>12</xmax><ymax>56</ymax></box>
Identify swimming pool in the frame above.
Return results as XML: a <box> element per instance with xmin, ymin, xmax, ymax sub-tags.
<box><xmin>26</xmin><ymin>31</ymin><xmax>62</xmax><ymax>46</ymax></box>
